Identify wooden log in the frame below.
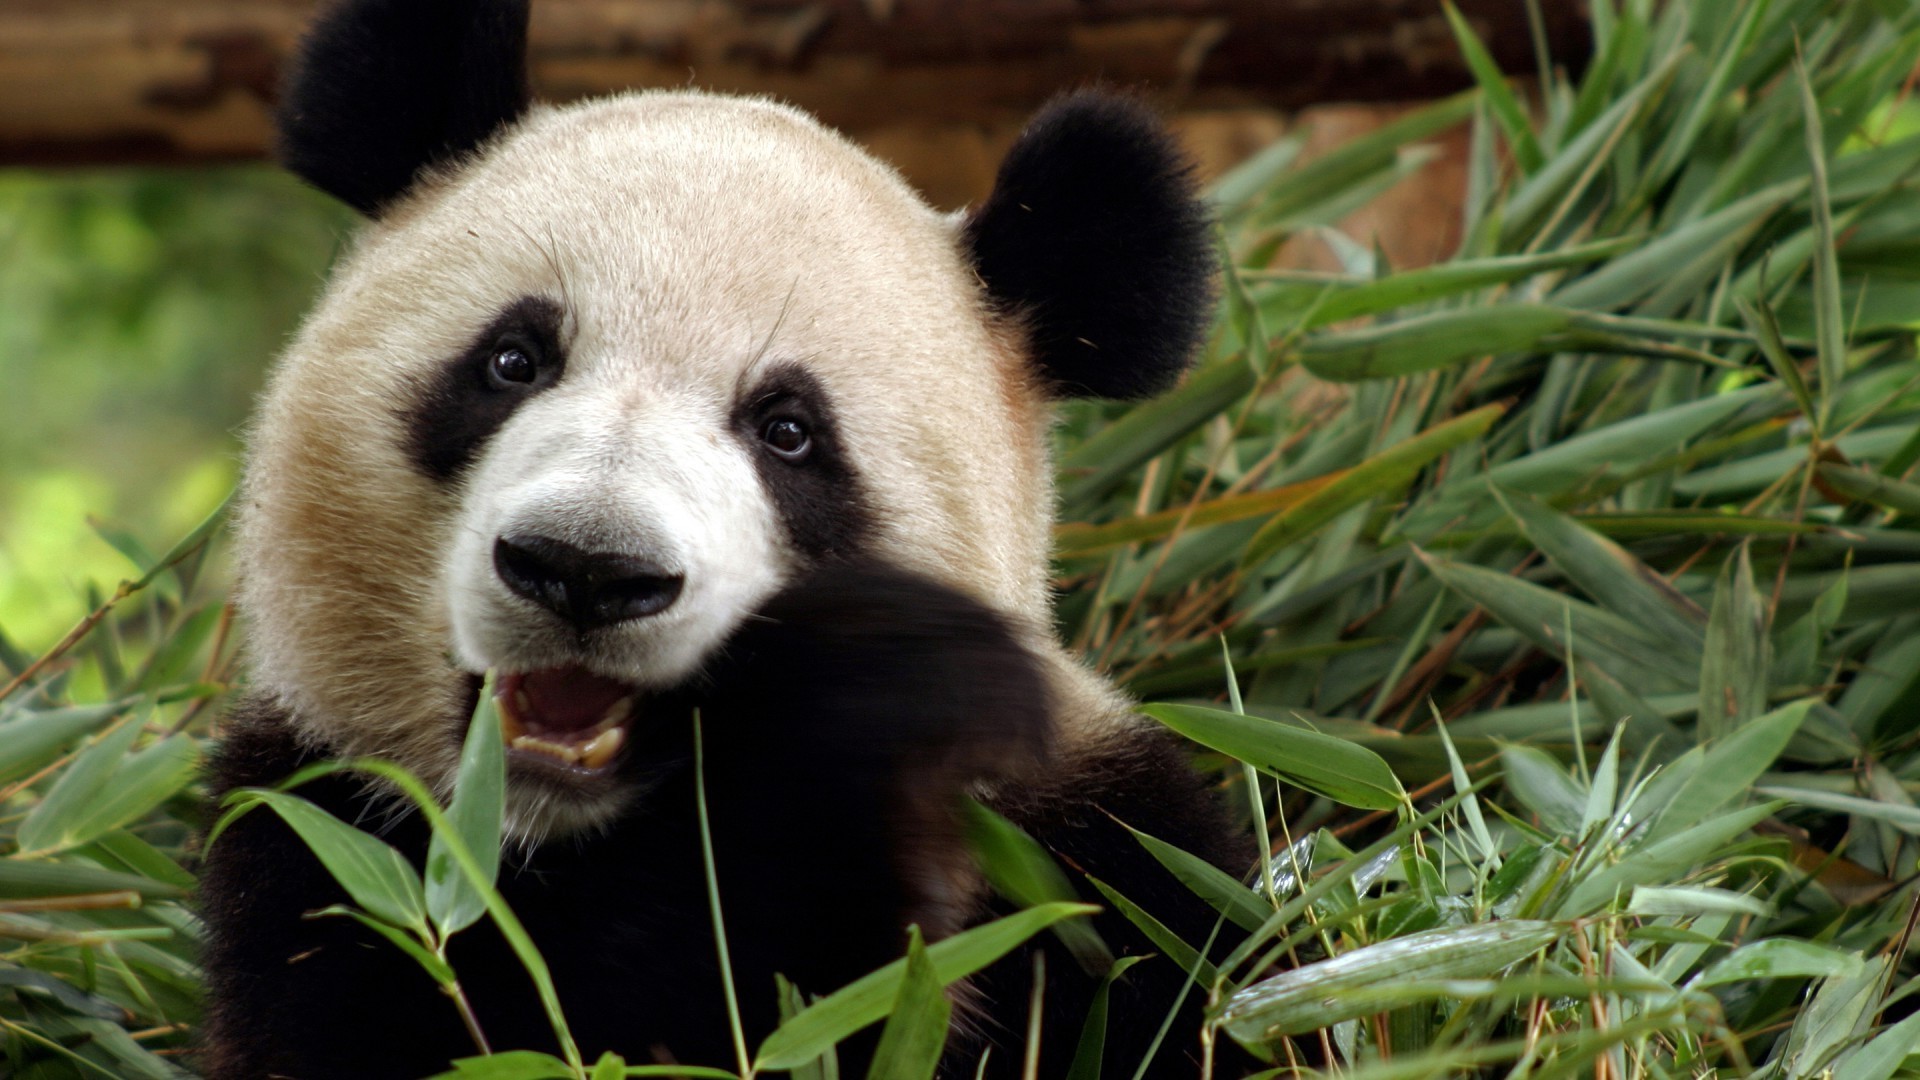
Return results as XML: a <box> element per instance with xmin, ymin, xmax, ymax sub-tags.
<box><xmin>0</xmin><ymin>0</ymin><xmax>1586</xmax><ymax>169</ymax></box>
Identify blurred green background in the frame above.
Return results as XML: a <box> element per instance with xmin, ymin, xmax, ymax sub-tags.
<box><xmin>0</xmin><ymin>168</ymin><xmax>354</xmax><ymax>651</ymax></box>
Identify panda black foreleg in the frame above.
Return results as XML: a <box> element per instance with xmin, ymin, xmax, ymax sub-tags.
<box><xmin>686</xmin><ymin>559</ymin><xmax>1057</xmax><ymax>1057</ymax></box>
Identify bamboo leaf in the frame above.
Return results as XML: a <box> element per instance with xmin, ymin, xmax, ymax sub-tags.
<box><xmin>1417</xmin><ymin>551</ymin><xmax>1701</xmax><ymax>688</ymax></box>
<box><xmin>1442</xmin><ymin>3</ymin><xmax>1545</xmax><ymax>174</ymax></box>
<box><xmin>1299</xmin><ymin>305</ymin><xmax>1574</xmax><ymax>381</ymax></box>
<box><xmin>863</xmin><ymin>928</ymin><xmax>949</xmax><ymax>1080</ymax></box>
<box><xmin>1495</xmin><ymin>486</ymin><xmax>1706</xmax><ymax>652</ymax></box>
<box><xmin>427</xmin><ymin>680</ymin><xmax>506</xmax><ymax>938</ymax></box>
<box><xmin>1218</xmin><ymin>921</ymin><xmax>1561</xmax><ymax>1044</ymax></box>
<box><xmin>755</xmin><ymin>903</ymin><xmax>1097</xmax><ymax>1070</ymax></box>
<box><xmin>963</xmin><ymin>800</ymin><xmax>1112</xmax><ymax>975</ymax></box>
<box><xmin>214</xmin><ymin>787</ymin><xmax>429</xmax><ymax>933</ymax></box>
<box><xmin>1141</xmin><ymin>703</ymin><xmax>1404</xmax><ymax>810</ymax></box>
<box><xmin>1240</xmin><ymin>405</ymin><xmax>1503</xmax><ymax>567</ymax></box>
<box><xmin>1699</xmin><ymin>545</ymin><xmax>1770</xmax><ymax>741</ymax></box>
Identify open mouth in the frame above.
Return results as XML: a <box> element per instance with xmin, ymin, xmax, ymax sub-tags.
<box><xmin>495</xmin><ymin>666</ymin><xmax>639</xmax><ymax>773</ymax></box>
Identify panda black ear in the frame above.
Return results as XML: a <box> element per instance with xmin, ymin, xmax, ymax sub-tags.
<box><xmin>965</xmin><ymin>91</ymin><xmax>1218</xmax><ymax>401</ymax></box>
<box><xmin>276</xmin><ymin>0</ymin><xmax>533</xmax><ymax>216</ymax></box>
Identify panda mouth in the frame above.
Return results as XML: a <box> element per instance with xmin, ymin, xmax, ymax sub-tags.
<box><xmin>494</xmin><ymin>666</ymin><xmax>638</xmax><ymax>772</ymax></box>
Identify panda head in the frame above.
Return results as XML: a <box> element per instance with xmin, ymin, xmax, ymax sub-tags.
<box><xmin>237</xmin><ymin>0</ymin><xmax>1217</xmax><ymax>840</ymax></box>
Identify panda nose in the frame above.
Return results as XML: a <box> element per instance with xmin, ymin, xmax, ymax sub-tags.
<box><xmin>493</xmin><ymin>535</ymin><xmax>684</xmax><ymax>631</ymax></box>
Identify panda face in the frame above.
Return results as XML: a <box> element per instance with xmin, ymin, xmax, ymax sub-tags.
<box><xmin>238</xmin><ymin>94</ymin><xmax>1056</xmax><ymax>838</ymax></box>
<box><xmin>243</xmin><ymin>0</ymin><xmax>1214</xmax><ymax>844</ymax></box>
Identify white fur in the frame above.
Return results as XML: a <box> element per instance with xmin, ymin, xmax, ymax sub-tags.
<box><xmin>237</xmin><ymin>91</ymin><xmax>1136</xmax><ymax>839</ymax></box>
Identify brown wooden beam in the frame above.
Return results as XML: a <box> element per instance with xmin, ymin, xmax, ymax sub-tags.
<box><xmin>0</xmin><ymin>0</ymin><xmax>1586</xmax><ymax>169</ymax></box>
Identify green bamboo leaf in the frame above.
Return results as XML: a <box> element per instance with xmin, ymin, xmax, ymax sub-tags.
<box><xmin>1580</xmin><ymin>662</ymin><xmax>1689</xmax><ymax>759</ymax></box>
<box><xmin>754</xmin><ymin>902</ymin><xmax>1096</xmax><ymax>1070</ymax></box>
<box><xmin>1442</xmin><ymin>2</ymin><xmax>1545</xmax><ymax>173</ymax></box>
<box><xmin>1798</xmin><ymin>55</ymin><xmax>1846</xmax><ymax>430</ymax></box>
<box><xmin>311</xmin><ymin>905</ymin><xmax>456</xmax><ymax>985</ymax></box>
<box><xmin>1495</xmin><ymin>486</ymin><xmax>1706</xmax><ymax>651</ymax></box>
<box><xmin>1835</xmin><ymin>615</ymin><xmax>1920</xmax><ymax>742</ymax></box>
<box><xmin>428</xmin><ymin>679</ymin><xmax>506</xmax><ymax>937</ymax></box>
<box><xmin>1756</xmin><ymin>786</ymin><xmax>1920</xmax><ymax>835</ymax></box>
<box><xmin>1675</xmin><ymin>424</ymin><xmax>1914</xmax><ymax>500</ymax></box>
<box><xmin>1240</xmin><ymin>405</ymin><xmax>1503</xmax><ymax>567</ymax></box>
<box><xmin>1699</xmin><ymin>545</ymin><xmax>1770</xmax><ymax>741</ymax></box>
<box><xmin>15</xmin><ymin>714</ymin><xmax>146</xmax><ymax>857</ymax></box>
<box><xmin>15</xmin><ymin>736</ymin><xmax>199</xmax><ymax>857</ymax></box>
<box><xmin>1696</xmin><ymin>938</ymin><xmax>1863</xmax><ymax>987</ymax></box>
<box><xmin>1498</xmin><ymin>745</ymin><xmax>1585</xmax><ymax>835</ymax></box>
<box><xmin>1125</xmin><ymin>823</ymin><xmax>1270</xmax><ymax>931</ymax></box>
<box><xmin>1065</xmin><ymin>955</ymin><xmax>1148</xmax><ymax>1080</ymax></box>
<box><xmin>1248</xmin><ymin>93</ymin><xmax>1477</xmax><ymax>228</ymax></box>
<box><xmin>1740</xmin><ymin>296</ymin><xmax>1818</xmax><ymax>432</ymax></box>
<box><xmin>1784</xmin><ymin>960</ymin><xmax>1891</xmax><ymax>1080</ymax></box>
<box><xmin>1500</xmin><ymin>53</ymin><xmax>1676</xmax><ymax>244</ymax></box>
<box><xmin>1210</xmin><ymin>132</ymin><xmax>1306</xmax><ymax>214</ymax></box>
<box><xmin>1299</xmin><ymin>304</ymin><xmax>1574</xmax><ymax>381</ymax></box>
<box><xmin>0</xmin><ymin>701</ymin><xmax>125</xmax><ymax>786</ymax></box>
<box><xmin>428</xmin><ymin>1052</ymin><xmax>579</xmax><ymax>1080</ymax></box>
<box><xmin>133</xmin><ymin>603</ymin><xmax>225</xmax><ymax>693</ymax></box>
<box><xmin>1625</xmin><ymin>885</ymin><xmax>1773</xmax><ymax>919</ymax></box>
<box><xmin>1833</xmin><ymin>1009</ymin><xmax>1920</xmax><ymax>1080</ymax></box>
<box><xmin>1631</xmin><ymin>0</ymin><xmax>1773</xmax><ymax>211</ymax></box>
<box><xmin>1818</xmin><ymin>464</ymin><xmax>1920</xmax><ymax>517</ymax></box>
<box><xmin>1085</xmin><ymin>875</ymin><xmax>1218</xmax><ymax>989</ymax></box>
<box><xmin>0</xmin><ymin>859</ymin><xmax>185</xmax><ymax>901</ymax></box>
<box><xmin>1059</xmin><ymin>359</ymin><xmax>1258</xmax><ymax>514</ymax></box>
<box><xmin>863</xmin><ymin>928</ymin><xmax>949</xmax><ymax>1080</ymax></box>
<box><xmin>1490</xmin><ymin>383</ymin><xmax>1778</xmax><ymax>496</ymax></box>
<box><xmin>1252</xmin><ymin>241</ymin><xmax>1634</xmax><ymax>331</ymax></box>
<box><xmin>1559</xmin><ymin>803</ymin><xmax>1778</xmax><ymax>917</ymax></box>
<box><xmin>1054</xmin><ymin>472</ymin><xmax>1337</xmax><ymax>558</ymax></box>
<box><xmin>963</xmin><ymin>799</ymin><xmax>1111</xmax><ymax>975</ymax></box>
<box><xmin>1140</xmin><ymin>703</ymin><xmax>1404</xmax><ymax>810</ymax></box>
<box><xmin>1217</xmin><ymin>921</ymin><xmax>1561</xmax><ymax>1044</ymax></box>
<box><xmin>1643</xmin><ymin>699</ymin><xmax>1809</xmax><ymax>843</ymax></box>
<box><xmin>216</xmin><ymin>787</ymin><xmax>429</xmax><ymax>932</ymax></box>
<box><xmin>1417</xmin><ymin>551</ymin><xmax>1700</xmax><ymax>688</ymax></box>
<box><xmin>1553</xmin><ymin>179</ymin><xmax>1802</xmax><ymax>312</ymax></box>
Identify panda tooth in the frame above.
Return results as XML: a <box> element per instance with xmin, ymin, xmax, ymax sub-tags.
<box><xmin>510</xmin><ymin>734</ymin><xmax>583</xmax><ymax>763</ymax></box>
<box><xmin>499</xmin><ymin>702</ymin><xmax>529</xmax><ymax>743</ymax></box>
<box><xmin>600</xmin><ymin>696</ymin><xmax>634</xmax><ymax>729</ymax></box>
<box><xmin>579</xmin><ymin>725</ymin><xmax>626</xmax><ymax>769</ymax></box>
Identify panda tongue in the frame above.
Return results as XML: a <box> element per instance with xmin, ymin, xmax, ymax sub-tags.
<box><xmin>501</xmin><ymin>666</ymin><xmax>635</xmax><ymax>736</ymax></box>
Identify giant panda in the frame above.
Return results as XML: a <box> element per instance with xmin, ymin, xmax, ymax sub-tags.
<box><xmin>198</xmin><ymin>0</ymin><xmax>1247</xmax><ymax>1076</ymax></box>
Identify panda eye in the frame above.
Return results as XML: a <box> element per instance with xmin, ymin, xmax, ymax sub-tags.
<box><xmin>488</xmin><ymin>346</ymin><xmax>539</xmax><ymax>387</ymax></box>
<box><xmin>761</xmin><ymin>417</ymin><xmax>812</xmax><ymax>462</ymax></box>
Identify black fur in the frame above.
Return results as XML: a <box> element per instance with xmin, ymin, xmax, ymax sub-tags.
<box><xmin>404</xmin><ymin>295</ymin><xmax>566</xmax><ymax>483</ymax></box>
<box><xmin>198</xmin><ymin>564</ymin><xmax>1242</xmax><ymax>1077</ymax></box>
<box><xmin>965</xmin><ymin>91</ymin><xmax>1219</xmax><ymax>401</ymax></box>
<box><xmin>733</xmin><ymin>364</ymin><xmax>876</xmax><ymax>560</ymax></box>
<box><xmin>276</xmin><ymin>0</ymin><xmax>533</xmax><ymax>214</ymax></box>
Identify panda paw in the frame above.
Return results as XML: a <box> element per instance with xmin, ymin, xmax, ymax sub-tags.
<box><xmin>697</xmin><ymin>560</ymin><xmax>1054</xmax><ymax>785</ymax></box>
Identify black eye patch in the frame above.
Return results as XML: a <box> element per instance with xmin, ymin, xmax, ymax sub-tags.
<box><xmin>403</xmin><ymin>296</ymin><xmax>566</xmax><ymax>483</ymax></box>
<box><xmin>733</xmin><ymin>364</ymin><xmax>873</xmax><ymax>561</ymax></box>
